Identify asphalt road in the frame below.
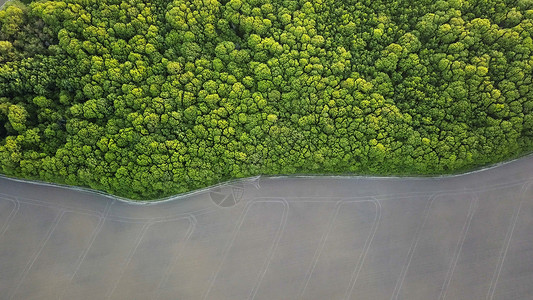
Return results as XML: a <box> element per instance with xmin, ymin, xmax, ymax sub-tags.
<box><xmin>1</xmin><ymin>156</ymin><xmax>533</xmax><ymax>299</ymax></box>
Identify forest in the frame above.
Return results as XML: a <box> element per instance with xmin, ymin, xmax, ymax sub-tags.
<box><xmin>1</xmin><ymin>0</ymin><xmax>533</xmax><ymax>199</ymax></box>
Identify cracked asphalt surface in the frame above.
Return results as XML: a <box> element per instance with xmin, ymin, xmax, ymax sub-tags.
<box><xmin>1</xmin><ymin>156</ymin><xmax>533</xmax><ymax>299</ymax></box>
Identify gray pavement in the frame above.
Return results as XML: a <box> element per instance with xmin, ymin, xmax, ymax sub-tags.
<box><xmin>1</xmin><ymin>156</ymin><xmax>533</xmax><ymax>299</ymax></box>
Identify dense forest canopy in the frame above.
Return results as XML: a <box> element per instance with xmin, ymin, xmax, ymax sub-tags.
<box><xmin>1</xmin><ymin>0</ymin><xmax>533</xmax><ymax>199</ymax></box>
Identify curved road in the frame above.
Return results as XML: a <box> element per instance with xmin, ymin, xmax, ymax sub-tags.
<box><xmin>1</xmin><ymin>156</ymin><xmax>533</xmax><ymax>299</ymax></box>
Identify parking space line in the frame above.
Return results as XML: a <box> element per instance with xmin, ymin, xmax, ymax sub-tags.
<box><xmin>249</xmin><ymin>198</ymin><xmax>289</xmax><ymax>299</ymax></box>
<box><xmin>0</xmin><ymin>196</ymin><xmax>19</xmax><ymax>242</ymax></box>
<box><xmin>106</xmin><ymin>222</ymin><xmax>151</xmax><ymax>299</ymax></box>
<box><xmin>439</xmin><ymin>195</ymin><xmax>478</xmax><ymax>300</ymax></box>
<box><xmin>59</xmin><ymin>199</ymin><xmax>114</xmax><ymax>300</ymax></box>
<box><xmin>153</xmin><ymin>214</ymin><xmax>197</xmax><ymax>300</ymax></box>
<box><xmin>486</xmin><ymin>182</ymin><xmax>530</xmax><ymax>300</ymax></box>
<box><xmin>10</xmin><ymin>209</ymin><xmax>64</xmax><ymax>300</ymax></box>
<box><xmin>391</xmin><ymin>192</ymin><xmax>437</xmax><ymax>300</ymax></box>
<box><xmin>345</xmin><ymin>199</ymin><xmax>382</xmax><ymax>299</ymax></box>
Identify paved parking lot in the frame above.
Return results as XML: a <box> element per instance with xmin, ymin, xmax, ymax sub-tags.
<box><xmin>1</xmin><ymin>156</ymin><xmax>533</xmax><ymax>299</ymax></box>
